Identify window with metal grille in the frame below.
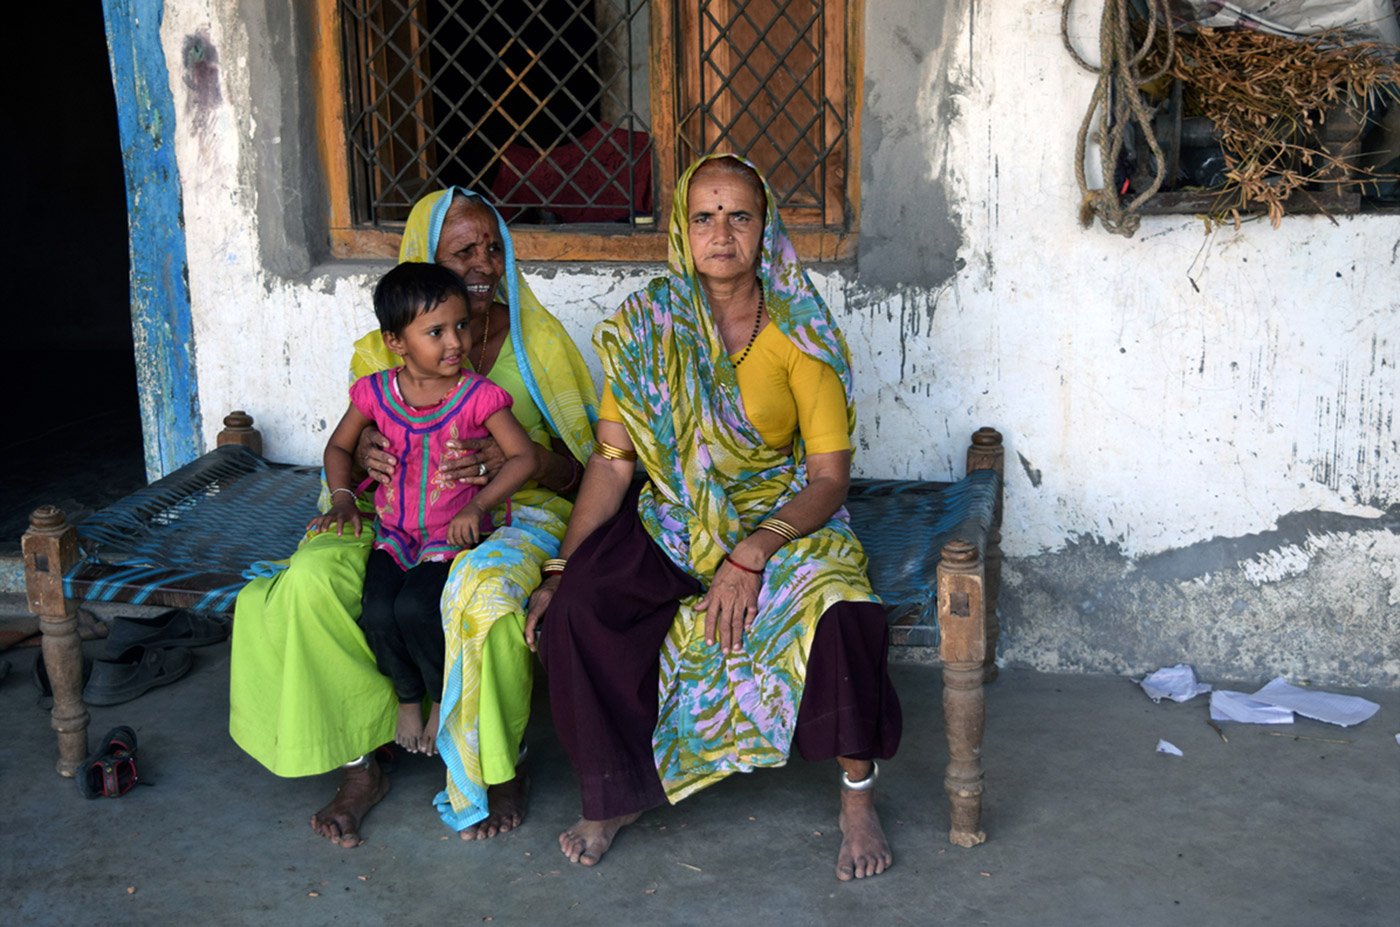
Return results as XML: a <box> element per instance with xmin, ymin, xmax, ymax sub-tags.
<box><xmin>314</xmin><ymin>0</ymin><xmax>862</xmax><ymax>261</ymax></box>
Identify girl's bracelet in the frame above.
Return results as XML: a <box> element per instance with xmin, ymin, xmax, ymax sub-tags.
<box><xmin>329</xmin><ymin>487</ymin><xmax>357</xmax><ymax>502</ymax></box>
<box><xmin>724</xmin><ymin>554</ymin><xmax>763</xmax><ymax>576</ymax></box>
<box><xmin>542</xmin><ymin>557</ymin><xmax>568</xmax><ymax>577</ymax></box>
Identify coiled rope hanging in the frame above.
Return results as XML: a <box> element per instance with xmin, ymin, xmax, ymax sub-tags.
<box><xmin>1063</xmin><ymin>0</ymin><xmax>1175</xmax><ymax>237</ymax></box>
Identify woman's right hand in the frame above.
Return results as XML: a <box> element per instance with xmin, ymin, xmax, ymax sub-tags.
<box><xmin>524</xmin><ymin>574</ymin><xmax>562</xmax><ymax>652</ymax></box>
<box><xmin>356</xmin><ymin>426</ymin><xmax>397</xmax><ymax>484</ymax></box>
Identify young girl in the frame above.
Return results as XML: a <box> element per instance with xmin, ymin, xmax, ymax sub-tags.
<box><xmin>312</xmin><ymin>261</ymin><xmax>536</xmax><ymax>756</ymax></box>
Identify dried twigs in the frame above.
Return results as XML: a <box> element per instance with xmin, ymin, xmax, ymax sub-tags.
<box><xmin>1158</xmin><ymin>28</ymin><xmax>1400</xmax><ymax>229</ymax></box>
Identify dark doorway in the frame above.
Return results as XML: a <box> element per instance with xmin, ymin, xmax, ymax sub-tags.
<box><xmin>1</xmin><ymin>3</ymin><xmax>146</xmax><ymax>554</ymax></box>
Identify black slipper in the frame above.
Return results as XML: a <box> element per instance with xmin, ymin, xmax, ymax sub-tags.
<box><xmin>105</xmin><ymin>609</ymin><xmax>229</xmax><ymax>654</ymax></box>
<box><xmin>374</xmin><ymin>743</ymin><xmax>399</xmax><ymax>775</ymax></box>
<box><xmin>77</xmin><ymin>725</ymin><xmax>141</xmax><ymax>798</ymax></box>
<box><xmin>32</xmin><ymin>653</ymin><xmax>95</xmax><ymax>698</ymax></box>
<box><xmin>83</xmin><ymin>645</ymin><xmax>193</xmax><ymax>706</ymax></box>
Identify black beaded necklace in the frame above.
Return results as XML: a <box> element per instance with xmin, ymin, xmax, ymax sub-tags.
<box><xmin>732</xmin><ymin>283</ymin><xmax>765</xmax><ymax>367</ymax></box>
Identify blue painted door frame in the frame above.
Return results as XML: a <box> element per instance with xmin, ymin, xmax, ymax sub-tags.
<box><xmin>102</xmin><ymin>0</ymin><xmax>202</xmax><ymax>480</ymax></box>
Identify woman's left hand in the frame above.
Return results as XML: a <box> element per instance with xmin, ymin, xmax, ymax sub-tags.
<box><xmin>696</xmin><ymin>556</ymin><xmax>763</xmax><ymax>653</ymax></box>
<box><xmin>441</xmin><ymin>437</ymin><xmax>503</xmax><ymax>486</ymax></box>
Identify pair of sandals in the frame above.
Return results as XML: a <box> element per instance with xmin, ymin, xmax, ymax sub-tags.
<box><xmin>84</xmin><ymin>610</ymin><xmax>228</xmax><ymax>706</ymax></box>
<box><xmin>32</xmin><ymin>609</ymin><xmax>228</xmax><ymax>706</ymax></box>
<box><xmin>78</xmin><ymin>725</ymin><xmax>143</xmax><ymax>798</ymax></box>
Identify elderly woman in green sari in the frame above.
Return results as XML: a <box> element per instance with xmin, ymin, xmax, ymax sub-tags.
<box><xmin>526</xmin><ymin>155</ymin><xmax>902</xmax><ymax>881</ymax></box>
<box><xmin>230</xmin><ymin>188</ymin><xmax>596</xmax><ymax>846</ymax></box>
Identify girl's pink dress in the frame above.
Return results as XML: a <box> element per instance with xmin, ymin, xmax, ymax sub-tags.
<box><xmin>349</xmin><ymin>368</ymin><xmax>513</xmax><ymax>569</ymax></box>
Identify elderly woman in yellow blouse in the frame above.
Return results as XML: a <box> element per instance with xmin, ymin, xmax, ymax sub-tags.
<box><xmin>526</xmin><ymin>154</ymin><xmax>902</xmax><ymax>880</ymax></box>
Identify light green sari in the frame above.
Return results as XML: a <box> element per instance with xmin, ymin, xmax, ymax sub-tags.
<box><xmin>229</xmin><ymin>188</ymin><xmax>596</xmax><ymax>832</ymax></box>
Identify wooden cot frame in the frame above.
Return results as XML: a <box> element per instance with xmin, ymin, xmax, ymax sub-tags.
<box><xmin>22</xmin><ymin>417</ymin><xmax>1001</xmax><ymax>849</ymax></box>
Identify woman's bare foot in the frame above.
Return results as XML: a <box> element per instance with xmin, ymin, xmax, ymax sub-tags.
<box><xmin>310</xmin><ymin>758</ymin><xmax>391</xmax><ymax>848</ymax></box>
<box><xmin>395</xmin><ymin>703</ymin><xmax>424</xmax><ymax>753</ymax></box>
<box><xmin>419</xmin><ymin>702</ymin><xmax>441</xmax><ymax>756</ymax></box>
<box><xmin>835</xmin><ymin>787</ymin><xmax>893</xmax><ymax>881</ymax></box>
<box><xmin>559</xmin><ymin>813</ymin><xmax>641</xmax><ymax>866</ymax></box>
<box><xmin>460</xmin><ymin>772</ymin><xmax>528</xmax><ymax>840</ymax></box>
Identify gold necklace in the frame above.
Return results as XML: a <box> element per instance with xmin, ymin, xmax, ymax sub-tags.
<box><xmin>475</xmin><ymin>305</ymin><xmax>492</xmax><ymax>373</ymax></box>
<box><xmin>733</xmin><ymin>283</ymin><xmax>765</xmax><ymax>367</ymax></box>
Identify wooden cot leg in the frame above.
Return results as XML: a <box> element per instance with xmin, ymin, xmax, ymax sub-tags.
<box><xmin>967</xmin><ymin>427</ymin><xmax>1004</xmax><ymax>683</ymax></box>
<box><xmin>22</xmin><ymin>506</ymin><xmax>88</xmax><ymax>776</ymax></box>
<box><xmin>938</xmin><ymin>538</ymin><xmax>987</xmax><ymax>847</ymax></box>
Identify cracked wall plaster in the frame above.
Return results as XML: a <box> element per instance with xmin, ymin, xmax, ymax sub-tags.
<box><xmin>858</xmin><ymin>1</ymin><xmax>966</xmax><ymax>290</ymax></box>
<box><xmin>154</xmin><ymin>1</ymin><xmax>1400</xmax><ymax>686</ymax></box>
<box><xmin>999</xmin><ymin>511</ymin><xmax>1400</xmax><ymax>687</ymax></box>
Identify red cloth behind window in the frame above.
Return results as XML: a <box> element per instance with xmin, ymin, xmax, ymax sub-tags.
<box><xmin>491</xmin><ymin>123</ymin><xmax>653</xmax><ymax>223</ymax></box>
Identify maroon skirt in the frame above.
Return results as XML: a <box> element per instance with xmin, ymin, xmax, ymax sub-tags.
<box><xmin>538</xmin><ymin>483</ymin><xmax>902</xmax><ymax>820</ymax></box>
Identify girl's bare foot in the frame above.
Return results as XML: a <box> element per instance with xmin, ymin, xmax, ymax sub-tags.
<box><xmin>460</xmin><ymin>772</ymin><xmax>528</xmax><ymax>840</ymax></box>
<box><xmin>395</xmin><ymin>703</ymin><xmax>424</xmax><ymax>753</ymax></box>
<box><xmin>419</xmin><ymin>702</ymin><xmax>441</xmax><ymax>756</ymax></box>
<box><xmin>559</xmin><ymin>813</ymin><xmax>641</xmax><ymax>866</ymax></box>
<box><xmin>836</xmin><ymin>787</ymin><xmax>893</xmax><ymax>881</ymax></box>
<box><xmin>309</xmin><ymin>758</ymin><xmax>391</xmax><ymax>848</ymax></box>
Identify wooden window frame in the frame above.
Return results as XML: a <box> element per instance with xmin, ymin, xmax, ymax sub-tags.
<box><xmin>311</xmin><ymin>0</ymin><xmax>863</xmax><ymax>263</ymax></box>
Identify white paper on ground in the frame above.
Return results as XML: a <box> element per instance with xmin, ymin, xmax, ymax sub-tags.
<box><xmin>1251</xmin><ymin>677</ymin><xmax>1380</xmax><ymax>728</ymax></box>
<box><xmin>1139</xmin><ymin>664</ymin><xmax>1213</xmax><ymax>703</ymax></box>
<box><xmin>1210</xmin><ymin>690</ymin><xmax>1295</xmax><ymax>724</ymax></box>
<box><xmin>1156</xmin><ymin>739</ymin><xmax>1184</xmax><ymax>756</ymax></box>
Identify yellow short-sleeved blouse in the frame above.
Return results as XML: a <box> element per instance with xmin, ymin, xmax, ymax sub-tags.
<box><xmin>599</xmin><ymin>323</ymin><xmax>850</xmax><ymax>454</ymax></box>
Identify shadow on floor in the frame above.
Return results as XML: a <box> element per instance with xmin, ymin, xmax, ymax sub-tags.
<box><xmin>2</xmin><ymin>645</ymin><xmax>1396</xmax><ymax>927</ymax></box>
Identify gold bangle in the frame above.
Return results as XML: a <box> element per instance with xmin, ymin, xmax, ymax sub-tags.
<box><xmin>593</xmin><ymin>440</ymin><xmax>638</xmax><ymax>462</ymax></box>
<box><xmin>542</xmin><ymin>558</ymin><xmax>568</xmax><ymax>574</ymax></box>
<box><xmin>757</xmin><ymin>518</ymin><xmax>801</xmax><ymax>543</ymax></box>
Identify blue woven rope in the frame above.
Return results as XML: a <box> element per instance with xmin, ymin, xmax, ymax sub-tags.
<box><xmin>63</xmin><ymin>445</ymin><xmax>321</xmax><ymax>610</ymax></box>
<box><xmin>847</xmin><ymin>468</ymin><xmax>1001</xmax><ymax>645</ymax></box>
<box><xmin>58</xmin><ymin>443</ymin><xmax>997</xmax><ymax>634</ymax></box>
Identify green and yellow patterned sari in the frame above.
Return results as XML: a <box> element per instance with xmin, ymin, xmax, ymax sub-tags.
<box><xmin>594</xmin><ymin>154</ymin><xmax>878</xmax><ymax>803</ymax></box>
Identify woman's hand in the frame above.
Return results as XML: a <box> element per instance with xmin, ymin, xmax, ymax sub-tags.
<box><xmin>696</xmin><ymin>553</ymin><xmax>763</xmax><ymax>653</ymax></box>
<box><xmin>441</xmin><ymin>437</ymin><xmax>506</xmax><ymax>486</ymax></box>
<box><xmin>524</xmin><ymin>574</ymin><xmax>562</xmax><ymax>652</ymax></box>
<box><xmin>356</xmin><ymin>426</ymin><xmax>397</xmax><ymax>485</ymax></box>
<box><xmin>308</xmin><ymin>500</ymin><xmax>363</xmax><ymax>538</ymax></box>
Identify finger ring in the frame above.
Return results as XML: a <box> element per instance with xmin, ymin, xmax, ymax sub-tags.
<box><xmin>477</xmin><ymin>462</ymin><xmax>487</xmax><ymax>476</ymax></box>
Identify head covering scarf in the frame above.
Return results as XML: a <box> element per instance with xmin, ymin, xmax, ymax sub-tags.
<box><xmin>595</xmin><ymin>153</ymin><xmax>858</xmax><ymax>577</ymax></box>
<box><xmin>594</xmin><ymin>154</ymin><xmax>876</xmax><ymax>802</ymax></box>
<box><xmin>351</xmin><ymin>187</ymin><xmax>597</xmax><ymax>463</ymax></box>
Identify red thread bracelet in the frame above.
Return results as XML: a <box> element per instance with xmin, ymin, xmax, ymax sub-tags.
<box><xmin>724</xmin><ymin>554</ymin><xmax>763</xmax><ymax>575</ymax></box>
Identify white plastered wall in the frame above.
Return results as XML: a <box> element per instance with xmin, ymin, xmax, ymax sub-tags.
<box><xmin>157</xmin><ymin>2</ymin><xmax>1398</xmax><ymax>682</ymax></box>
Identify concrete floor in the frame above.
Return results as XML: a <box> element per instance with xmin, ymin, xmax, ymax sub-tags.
<box><xmin>2</xmin><ymin>639</ymin><xmax>1396</xmax><ymax>927</ymax></box>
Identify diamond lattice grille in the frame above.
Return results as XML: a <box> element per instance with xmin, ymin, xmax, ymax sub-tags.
<box><xmin>340</xmin><ymin>0</ymin><xmax>654</xmax><ymax>226</ymax></box>
<box><xmin>678</xmin><ymin>0</ymin><xmax>847</xmax><ymax>223</ymax></box>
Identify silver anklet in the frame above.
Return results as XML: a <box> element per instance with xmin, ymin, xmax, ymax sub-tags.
<box><xmin>841</xmin><ymin>760</ymin><xmax>879</xmax><ymax>791</ymax></box>
<box><xmin>344</xmin><ymin>754</ymin><xmax>369</xmax><ymax>769</ymax></box>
